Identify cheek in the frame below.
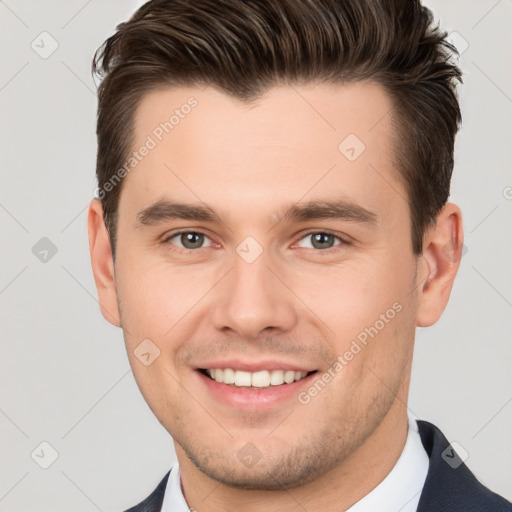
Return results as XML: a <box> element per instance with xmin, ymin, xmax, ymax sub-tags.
<box><xmin>291</xmin><ymin>255</ymin><xmax>414</xmax><ymax>343</ymax></box>
<box><xmin>290</xmin><ymin>254</ymin><xmax>417</xmax><ymax>400</ymax></box>
<box><xmin>114</xmin><ymin>256</ymin><xmax>220</xmax><ymax>393</ymax></box>
<box><xmin>115</xmin><ymin>256</ymin><xmax>205</xmax><ymax>338</ymax></box>
<box><xmin>127</xmin><ymin>357</ymin><xmax>185</xmax><ymax>428</ymax></box>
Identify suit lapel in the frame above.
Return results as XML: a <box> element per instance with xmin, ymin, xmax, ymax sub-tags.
<box><xmin>123</xmin><ymin>470</ymin><xmax>170</xmax><ymax>512</ymax></box>
<box><xmin>416</xmin><ymin>420</ymin><xmax>511</xmax><ymax>511</ymax></box>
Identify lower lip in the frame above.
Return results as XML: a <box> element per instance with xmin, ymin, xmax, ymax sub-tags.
<box><xmin>196</xmin><ymin>370</ymin><xmax>317</xmax><ymax>410</ymax></box>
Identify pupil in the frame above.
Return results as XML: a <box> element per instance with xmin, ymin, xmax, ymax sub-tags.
<box><xmin>312</xmin><ymin>233</ymin><xmax>333</xmax><ymax>249</ymax></box>
<box><xmin>182</xmin><ymin>232</ymin><xmax>203</xmax><ymax>249</ymax></box>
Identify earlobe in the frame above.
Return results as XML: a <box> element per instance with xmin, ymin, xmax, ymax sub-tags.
<box><xmin>87</xmin><ymin>198</ymin><xmax>121</xmax><ymax>327</ymax></box>
<box><xmin>416</xmin><ymin>203</ymin><xmax>464</xmax><ymax>327</ymax></box>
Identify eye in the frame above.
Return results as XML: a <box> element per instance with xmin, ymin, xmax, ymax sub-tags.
<box><xmin>296</xmin><ymin>232</ymin><xmax>345</xmax><ymax>250</ymax></box>
<box><xmin>165</xmin><ymin>231</ymin><xmax>214</xmax><ymax>250</ymax></box>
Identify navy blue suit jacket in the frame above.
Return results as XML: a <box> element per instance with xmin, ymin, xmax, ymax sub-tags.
<box><xmin>124</xmin><ymin>420</ymin><xmax>512</xmax><ymax>511</ymax></box>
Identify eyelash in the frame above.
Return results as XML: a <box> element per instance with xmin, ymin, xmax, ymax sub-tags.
<box><xmin>162</xmin><ymin>230</ymin><xmax>349</xmax><ymax>254</ymax></box>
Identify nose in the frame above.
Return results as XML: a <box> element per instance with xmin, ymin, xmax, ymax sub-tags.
<box><xmin>211</xmin><ymin>248</ymin><xmax>298</xmax><ymax>340</ymax></box>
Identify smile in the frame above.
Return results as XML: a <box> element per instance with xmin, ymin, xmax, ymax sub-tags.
<box><xmin>201</xmin><ymin>368</ymin><xmax>313</xmax><ymax>388</ymax></box>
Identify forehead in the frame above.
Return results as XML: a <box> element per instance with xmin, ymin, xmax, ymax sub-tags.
<box><xmin>133</xmin><ymin>81</ymin><xmax>394</xmax><ymax>156</ymax></box>
<box><xmin>120</xmin><ymin>81</ymin><xmax>404</xmax><ymax>227</ymax></box>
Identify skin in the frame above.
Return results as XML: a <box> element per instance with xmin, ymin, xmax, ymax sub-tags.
<box><xmin>88</xmin><ymin>82</ymin><xmax>463</xmax><ymax>511</ymax></box>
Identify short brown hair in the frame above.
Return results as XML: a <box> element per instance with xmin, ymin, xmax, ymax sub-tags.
<box><xmin>92</xmin><ymin>0</ymin><xmax>462</xmax><ymax>258</ymax></box>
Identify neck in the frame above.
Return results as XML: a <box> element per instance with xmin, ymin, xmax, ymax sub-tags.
<box><xmin>176</xmin><ymin>401</ymin><xmax>409</xmax><ymax>512</ymax></box>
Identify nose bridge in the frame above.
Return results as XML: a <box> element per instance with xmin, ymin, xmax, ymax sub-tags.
<box><xmin>211</xmin><ymin>243</ymin><xmax>297</xmax><ymax>338</ymax></box>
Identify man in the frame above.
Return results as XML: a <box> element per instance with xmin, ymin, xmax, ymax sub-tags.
<box><xmin>87</xmin><ymin>0</ymin><xmax>511</xmax><ymax>510</ymax></box>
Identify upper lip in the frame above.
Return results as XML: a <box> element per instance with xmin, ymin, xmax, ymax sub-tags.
<box><xmin>196</xmin><ymin>359</ymin><xmax>316</xmax><ymax>373</ymax></box>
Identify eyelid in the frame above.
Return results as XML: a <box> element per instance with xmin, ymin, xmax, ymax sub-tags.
<box><xmin>162</xmin><ymin>229</ymin><xmax>216</xmax><ymax>249</ymax></box>
<box><xmin>292</xmin><ymin>230</ymin><xmax>349</xmax><ymax>250</ymax></box>
<box><xmin>161</xmin><ymin>228</ymin><xmax>350</xmax><ymax>252</ymax></box>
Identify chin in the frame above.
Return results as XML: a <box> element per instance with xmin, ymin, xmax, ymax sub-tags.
<box><xmin>180</xmin><ymin>436</ymin><xmax>346</xmax><ymax>491</ymax></box>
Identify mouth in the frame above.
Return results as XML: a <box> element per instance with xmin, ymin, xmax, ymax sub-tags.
<box><xmin>199</xmin><ymin>368</ymin><xmax>317</xmax><ymax>388</ymax></box>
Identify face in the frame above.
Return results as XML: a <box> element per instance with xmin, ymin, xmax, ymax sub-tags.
<box><xmin>97</xmin><ymin>82</ymin><xmax>424</xmax><ymax>489</ymax></box>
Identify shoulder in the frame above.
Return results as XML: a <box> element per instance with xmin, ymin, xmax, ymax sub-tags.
<box><xmin>123</xmin><ymin>470</ymin><xmax>171</xmax><ymax>512</ymax></box>
<box><xmin>417</xmin><ymin>420</ymin><xmax>512</xmax><ymax>511</ymax></box>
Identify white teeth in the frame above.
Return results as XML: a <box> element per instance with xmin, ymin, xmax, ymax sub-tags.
<box><xmin>270</xmin><ymin>369</ymin><xmax>285</xmax><ymax>385</ymax></box>
<box><xmin>284</xmin><ymin>370</ymin><xmax>296</xmax><ymax>384</ymax></box>
<box><xmin>223</xmin><ymin>368</ymin><xmax>235</xmax><ymax>384</ymax></box>
<box><xmin>251</xmin><ymin>371</ymin><xmax>270</xmax><ymax>388</ymax></box>
<box><xmin>204</xmin><ymin>368</ymin><xmax>310</xmax><ymax>388</ymax></box>
<box><xmin>234</xmin><ymin>370</ymin><xmax>252</xmax><ymax>387</ymax></box>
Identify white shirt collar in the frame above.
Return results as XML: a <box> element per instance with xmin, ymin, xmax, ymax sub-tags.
<box><xmin>161</xmin><ymin>416</ymin><xmax>429</xmax><ymax>512</ymax></box>
<box><xmin>346</xmin><ymin>416</ymin><xmax>429</xmax><ymax>511</ymax></box>
<box><xmin>160</xmin><ymin>461</ymin><xmax>189</xmax><ymax>512</ymax></box>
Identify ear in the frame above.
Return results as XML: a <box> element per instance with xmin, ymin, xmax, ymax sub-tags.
<box><xmin>87</xmin><ymin>198</ymin><xmax>121</xmax><ymax>327</ymax></box>
<box><xmin>415</xmin><ymin>203</ymin><xmax>464</xmax><ymax>327</ymax></box>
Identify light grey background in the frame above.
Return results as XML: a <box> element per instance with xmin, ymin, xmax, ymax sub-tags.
<box><xmin>1</xmin><ymin>0</ymin><xmax>511</xmax><ymax>510</ymax></box>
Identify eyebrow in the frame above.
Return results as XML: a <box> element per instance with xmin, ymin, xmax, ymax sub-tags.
<box><xmin>135</xmin><ymin>200</ymin><xmax>221</xmax><ymax>226</ymax></box>
<box><xmin>279</xmin><ymin>199</ymin><xmax>377</xmax><ymax>226</ymax></box>
<box><xmin>134</xmin><ymin>198</ymin><xmax>377</xmax><ymax>228</ymax></box>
